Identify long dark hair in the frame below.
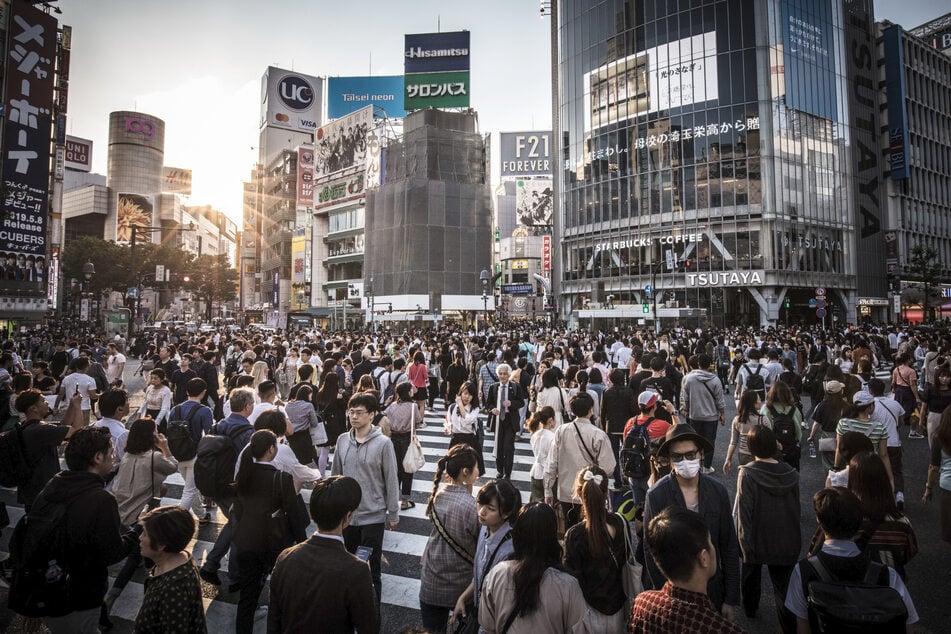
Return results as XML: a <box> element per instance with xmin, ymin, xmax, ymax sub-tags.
<box><xmin>576</xmin><ymin>465</ymin><xmax>612</xmax><ymax>558</ymax></box>
<box><xmin>937</xmin><ymin>405</ymin><xmax>951</xmax><ymax>454</ymax></box>
<box><xmin>736</xmin><ymin>390</ymin><xmax>760</xmax><ymax>423</ymax></box>
<box><xmin>316</xmin><ymin>371</ymin><xmax>340</xmax><ymax>406</ymax></box>
<box><xmin>527</xmin><ymin>406</ymin><xmax>555</xmax><ymax>433</ymax></box>
<box><xmin>426</xmin><ymin>444</ymin><xmax>479</xmax><ymax>517</ymax></box>
<box><xmin>508</xmin><ymin>503</ymin><xmax>563</xmax><ymax>619</ymax></box>
<box><xmin>849</xmin><ymin>452</ymin><xmax>898</xmax><ymax>520</ymax></box>
<box><xmin>236</xmin><ymin>430</ymin><xmax>277</xmax><ymax>495</ymax></box>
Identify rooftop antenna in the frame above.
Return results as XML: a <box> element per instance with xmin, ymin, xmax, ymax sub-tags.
<box><xmin>369</xmin><ymin>51</ymin><xmax>372</xmax><ymax>75</ymax></box>
<box><xmin>437</xmin><ymin>15</ymin><xmax>441</xmax><ymax>32</ymax></box>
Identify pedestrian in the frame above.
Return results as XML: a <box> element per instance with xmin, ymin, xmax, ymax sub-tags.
<box><xmin>527</xmin><ymin>406</ymin><xmax>556</xmax><ymax>502</ymax></box>
<box><xmin>564</xmin><ymin>465</ymin><xmax>631</xmax><ymax>630</ymax></box>
<box><xmin>284</xmin><ymin>383</ymin><xmax>321</xmax><ymax>465</ymax></box>
<box><xmin>680</xmin><ymin>354</ymin><xmax>726</xmax><ymax>473</ymax></box>
<box><xmin>805</xmin><ymin>380</ymin><xmax>847</xmax><ymax>470</ymax></box>
<box><xmin>268</xmin><ymin>476</ymin><xmax>379</xmax><ymax>633</ymax></box>
<box><xmin>138</xmin><ymin>369</ymin><xmax>172</xmax><ymax>434</ymax></box>
<box><xmin>892</xmin><ymin>353</ymin><xmax>922</xmax><ymax>435</ymax></box>
<box><xmin>920</xmin><ymin>365</ymin><xmax>951</xmax><ymax>445</ymax></box>
<box><xmin>486</xmin><ymin>363</ymin><xmax>525</xmax><ymax>480</ymax></box>
<box><xmin>315</xmin><ymin>371</ymin><xmax>348</xmax><ymax>478</ymax></box>
<box><xmin>868</xmin><ymin>378</ymin><xmax>907</xmax><ymax>509</ymax></box>
<box><xmin>133</xmin><ymin>506</ymin><xmax>206</xmax><ymax>633</ymax></box>
<box><xmin>445</xmin><ymin>380</ymin><xmax>484</xmax><ymax>475</ymax></box>
<box><xmin>384</xmin><ymin>382</ymin><xmax>422</xmax><ymax>510</ymax></box>
<box><xmin>735</xmin><ymin>425</ymin><xmax>799</xmax><ymax>631</ymax></box>
<box><xmin>601</xmin><ymin>368</ymin><xmax>638</xmax><ymax>487</ymax></box>
<box><xmin>419</xmin><ymin>444</ymin><xmax>481</xmax><ymax>632</ymax></box>
<box><xmin>167</xmin><ymin>378</ymin><xmax>214</xmax><ymax>522</ymax></box>
<box><xmin>534</xmin><ymin>367</ymin><xmax>569</xmax><ymax>427</ymax></box>
<box><xmin>331</xmin><ymin>392</ymin><xmax>400</xmax><ymax>606</ymax></box>
<box><xmin>723</xmin><ymin>390</ymin><xmax>763</xmax><ymax>474</ymax></box>
<box><xmin>56</xmin><ymin>356</ymin><xmax>99</xmax><ymax>425</ymax></box>
<box><xmin>479</xmin><ymin>503</ymin><xmax>588</xmax><ymax>633</ymax></box>
<box><xmin>923</xmin><ymin>404</ymin><xmax>951</xmax><ymax>545</ymax></box>
<box><xmin>622</xmin><ymin>391</ymin><xmax>677</xmax><ymax>504</ymax></box>
<box><xmin>835</xmin><ymin>391</ymin><xmax>893</xmax><ymax>484</ymax></box>
<box><xmin>408</xmin><ymin>350</ymin><xmax>429</xmax><ymax>416</ymax></box>
<box><xmin>760</xmin><ymin>381</ymin><xmax>804</xmax><ymax>470</ymax></box>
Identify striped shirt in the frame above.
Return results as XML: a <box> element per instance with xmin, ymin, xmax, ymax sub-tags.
<box><xmin>836</xmin><ymin>417</ymin><xmax>888</xmax><ymax>450</ymax></box>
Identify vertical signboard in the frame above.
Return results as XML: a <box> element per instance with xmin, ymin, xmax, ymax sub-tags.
<box><xmin>291</xmin><ymin>228</ymin><xmax>307</xmax><ymax>284</ymax></box>
<box><xmin>883</xmin><ymin>25</ymin><xmax>910</xmax><ymax>180</ymax></box>
<box><xmin>404</xmin><ymin>31</ymin><xmax>470</xmax><ymax>111</ymax></box>
<box><xmin>296</xmin><ymin>145</ymin><xmax>314</xmax><ymax>206</ymax></box>
<box><xmin>542</xmin><ymin>235</ymin><xmax>552</xmax><ymax>273</ymax></box>
<box><xmin>0</xmin><ymin>0</ymin><xmax>57</xmax><ymax>292</ymax></box>
<box><xmin>272</xmin><ymin>270</ymin><xmax>280</xmax><ymax>307</ymax></box>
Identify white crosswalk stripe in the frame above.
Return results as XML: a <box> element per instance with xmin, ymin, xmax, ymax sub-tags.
<box><xmin>0</xmin><ymin>400</ymin><xmax>534</xmax><ymax>632</ymax></box>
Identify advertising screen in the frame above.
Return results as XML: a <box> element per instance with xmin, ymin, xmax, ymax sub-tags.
<box><xmin>163</xmin><ymin>167</ymin><xmax>193</xmax><ymax>195</ymax></box>
<box><xmin>782</xmin><ymin>0</ymin><xmax>837</xmax><ymax>121</ymax></box>
<box><xmin>404</xmin><ymin>31</ymin><xmax>470</xmax><ymax>74</ymax></box>
<box><xmin>291</xmin><ymin>228</ymin><xmax>307</xmax><ymax>284</ymax></box>
<box><xmin>404</xmin><ymin>71</ymin><xmax>470</xmax><ymax>110</ymax></box>
<box><xmin>313</xmin><ymin>105</ymin><xmax>372</xmax><ymax>180</ymax></box>
<box><xmin>584</xmin><ymin>32</ymin><xmax>718</xmax><ymax>130</ymax></box>
<box><xmin>328</xmin><ymin>76</ymin><xmax>406</xmax><ymax>119</ymax></box>
<box><xmin>0</xmin><ymin>0</ymin><xmax>57</xmax><ymax>293</ymax></box>
<box><xmin>116</xmin><ymin>193</ymin><xmax>154</xmax><ymax>244</ymax></box>
<box><xmin>65</xmin><ymin>136</ymin><xmax>93</xmax><ymax>172</ymax></box>
<box><xmin>261</xmin><ymin>66</ymin><xmax>324</xmax><ymax>133</ymax></box>
<box><xmin>515</xmin><ymin>179</ymin><xmax>553</xmax><ymax>227</ymax></box>
<box><xmin>499</xmin><ymin>132</ymin><xmax>552</xmax><ymax>177</ymax></box>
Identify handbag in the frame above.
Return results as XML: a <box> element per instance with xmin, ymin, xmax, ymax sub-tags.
<box><xmin>614</xmin><ymin>512</ymin><xmax>644</xmax><ymax>599</ymax></box>
<box><xmin>817</xmin><ymin>436</ymin><xmax>837</xmax><ymax>452</ymax></box>
<box><xmin>402</xmin><ymin>405</ymin><xmax>426</xmax><ymax>474</ymax></box>
<box><xmin>266</xmin><ymin>471</ymin><xmax>293</xmax><ymax>551</ymax></box>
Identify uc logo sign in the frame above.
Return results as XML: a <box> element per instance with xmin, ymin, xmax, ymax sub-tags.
<box><xmin>279</xmin><ymin>76</ymin><xmax>314</xmax><ymax>111</ymax></box>
<box><xmin>124</xmin><ymin>118</ymin><xmax>156</xmax><ymax>141</ymax></box>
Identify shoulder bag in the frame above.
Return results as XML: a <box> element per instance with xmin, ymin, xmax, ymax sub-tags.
<box><xmin>572</xmin><ymin>422</ymin><xmax>598</xmax><ymax>466</ymax></box>
<box><xmin>265</xmin><ymin>471</ymin><xmax>293</xmax><ymax>552</ymax></box>
<box><xmin>402</xmin><ymin>405</ymin><xmax>426</xmax><ymax>474</ymax></box>
<box><xmin>431</xmin><ymin>503</ymin><xmax>474</xmax><ymax>565</ymax></box>
<box><xmin>613</xmin><ymin>512</ymin><xmax>644</xmax><ymax>599</ymax></box>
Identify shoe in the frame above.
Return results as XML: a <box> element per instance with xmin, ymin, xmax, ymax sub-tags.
<box><xmin>198</xmin><ymin>567</ymin><xmax>221</xmax><ymax>586</ymax></box>
<box><xmin>908</xmin><ymin>430</ymin><xmax>924</xmax><ymax>439</ymax></box>
<box><xmin>198</xmin><ymin>512</ymin><xmax>211</xmax><ymax>525</ymax></box>
<box><xmin>702</xmin><ymin>466</ymin><xmax>715</xmax><ymax>474</ymax></box>
<box><xmin>99</xmin><ymin>604</ymin><xmax>114</xmax><ymax>631</ymax></box>
<box><xmin>416</xmin><ymin>421</ymin><xmax>427</xmax><ymax>429</ymax></box>
<box><xmin>896</xmin><ymin>491</ymin><xmax>905</xmax><ymax>512</ymax></box>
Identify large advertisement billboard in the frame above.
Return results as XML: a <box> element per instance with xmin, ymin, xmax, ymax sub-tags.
<box><xmin>65</xmin><ymin>136</ymin><xmax>93</xmax><ymax>172</ymax></box>
<box><xmin>314</xmin><ymin>105</ymin><xmax>371</xmax><ymax>180</ymax></box>
<box><xmin>0</xmin><ymin>0</ymin><xmax>57</xmax><ymax>292</ymax></box>
<box><xmin>328</xmin><ymin>76</ymin><xmax>406</xmax><ymax>119</ymax></box>
<box><xmin>296</xmin><ymin>145</ymin><xmax>314</xmax><ymax>206</ymax></box>
<box><xmin>515</xmin><ymin>179</ymin><xmax>553</xmax><ymax>227</ymax></box>
<box><xmin>404</xmin><ymin>72</ymin><xmax>470</xmax><ymax>110</ymax></box>
<box><xmin>261</xmin><ymin>66</ymin><xmax>324</xmax><ymax>132</ymax></box>
<box><xmin>163</xmin><ymin>167</ymin><xmax>193</xmax><ymax>195</ymax></box>
<box><xmin>291</xmin><ymin>228</ymin><xmax>307</xmax><ymax>284</ymax></box>
<box><xmin>884</xmin><ymin>25</ymin><xmax>910</xmax><ymax>180</ymax></box>
<box><xmin>583</xmin><ymin>32</ymin><xmax>718</xmax><ymax>130</ymax></box>
<box><xmin>782</xmin><ymin>0</ymin><xmax>837</xmax><ymax>121</ymax></box>
<box><xmin>404</xmin><ymin>31</ymin><xmax>470</xmax><ymax>74</ymax></box>
<box><xmin>116</xmin><ymin>194</ymin><xmax>154</xmax><ymax>244</ymax></box>
<box><xmin>500</xmin><ymin>132</ymin><xmax>552</xmax><ymax>177</ymax></box>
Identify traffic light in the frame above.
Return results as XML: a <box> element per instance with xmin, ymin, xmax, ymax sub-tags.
<box><xmin>784</xmin><ymin>297</ymin><xmax>791</xmax><ymax>309</ymax></box>
<box><xmin>182</xmin><ymin>275</ymin><xmax>191</xmax><ymax>283</ymax></box>
<box><xmin>642</xmin><ymin>302</ymin><xmax>650</xmax><ymax>313</ymax></box>
<box><xmin>387</xmin><ymin>305</ymin><xmax>392</xmax><ymax>314</ymax></box>
<box><xmin>683</xmin><ymin>258</ymin><xmax>692</xmax><ymax>270</ymax></box>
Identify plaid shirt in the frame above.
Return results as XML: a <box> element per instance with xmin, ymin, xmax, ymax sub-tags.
<box><xmin>419</xmin><ymin>484</ymin><xmax>479</xmax><ymax>607</ymax></box>
<box><xmin>630</xmin><ymin>582</ymin><xmax>747</xmax><ymax>634</ymax></box>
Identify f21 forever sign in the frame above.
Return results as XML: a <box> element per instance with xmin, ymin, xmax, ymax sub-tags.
<box><xmin>499</xmin><ymin>131</ymin><xmax>552</xmax><ymax>178</ymax></box>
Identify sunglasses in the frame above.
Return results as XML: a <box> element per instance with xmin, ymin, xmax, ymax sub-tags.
<box><xmin>669</xmin><ymin>449</ymin><xmax>700</xmax><ymax>463</ymax></box>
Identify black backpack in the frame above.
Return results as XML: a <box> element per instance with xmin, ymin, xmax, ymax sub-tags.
<box><xmin>744</xmin><ymin>364</ymin><xmax>766</xmax><ymax>395</ymax></box>
<box><xmin>803</xmin><ymin>556</ymin><xmax>907</xmax><ymax>633</ymax></box>
<box><xmin>8</xmin><ymin>496</ymin><xmax>72</xmax><ymax>618</ymax></box>
<box><xmin>383</xmin><ymin>371</ymin><xmax>403</xmax><ymax>406</ymax></box>
<box><xmin>371</xmin><ymin>366</ymin><xmax>387</xmax><ymax>392</ymax></box>
<box><xmin>166</xmin><ymin>403</ymin><xmax>204</xmax><ymax>462</ymax></box>
<box><xmin>621</xmin><ymin>419</ymin><xmax>658</xmax><ymax>479</ymax></box>
<box><xmin>194</xmin><ymin>423</ymin><xmax>252</xmax><ymax>499</ymax></box>
<box><xmin>0</xmin><ymin>421</ymin><xmax>36</xmax><ymax>488</ymax></box>
<box><xmin>768</xmin><ymin>404</ymin><xmax>799</xmax><ymax>451</ymax></box>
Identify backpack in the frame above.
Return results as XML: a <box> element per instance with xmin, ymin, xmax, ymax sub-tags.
<box><xmin>0</xmin><ymin>421</ymin><xmax>36</xmax><ymax>487</ymax></box>
<box><xmin>383</xmin><ymin>371</ymin><xmax>404</xmax><ymax>406</ymax></box>
<box><xmin>767</xmin><ymin>404</ymin><xmax>798</xmax><ymax>451</ymax></box>
<box><xmin>166</xmin><ymin>403</ymin><xmax>204</xmax><ymax>462</ymax></box>
<box><xmin>803</xmin><ymin>555</ymin><xmax>907</xmax><ymax>633</ymax></box>
<box><xmin>620</xmin><ymin>419</ymin><xmax>658</xmax><ymax>479</ymax></box>
<box><xmin>194</xmin><ymin>423</ymin><xmax>252</xmax><ymax>499</ymax></box>
<box><xmin>371</xmin><ymin>366</ymin><xmax>387</xmax><ymax>392</ymax></box>
<box><xmin>7</xmin><ymin>496</ymin><xmax>73</xmax><ymax>618</ymax></box>
<box><xmin>744</xmin><ymin>364</ymin><xmax>765</xmax><ymax>395</ymax></box>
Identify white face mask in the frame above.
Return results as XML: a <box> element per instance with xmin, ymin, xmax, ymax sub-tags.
<box><xmin>673</xmin><ymin>458</ymin><xmax>702</xmax><ymax>479</ymax></box>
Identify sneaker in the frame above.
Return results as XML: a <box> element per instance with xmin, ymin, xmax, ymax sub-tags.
<box><xmin>908</xmin><ymin>430</ymin><xmax>924</xmax><ymax>439</ymax></box>
<box><xmin>702</xmin><ymin>466</ymin><xmax>716</xmax><ymax>475</ymax></box>
<box><xmin>896</xmin><ymin>491</ymin><xmax>905</xmax><ymax>512</ymax></box>
<box><xmin>198</xmin><ymin>512</ymin><xmax>212</xmax><ymax>525</ymax></box>
<box><xmin>416</xmin><ymin>421</ymin><xmax>427</xmax><ymax>429</ymax></box>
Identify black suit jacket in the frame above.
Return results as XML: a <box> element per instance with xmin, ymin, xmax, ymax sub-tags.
<box><xmin>486</xmin><ymin>381</ymin><xmax>525</xmax><ymax>433</ymax></box>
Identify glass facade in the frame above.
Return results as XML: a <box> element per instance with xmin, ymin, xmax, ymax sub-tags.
<box><xmin>557</xmin><ymin>0</ymin><xmax>861</xmax><ymax>325</ymax></box>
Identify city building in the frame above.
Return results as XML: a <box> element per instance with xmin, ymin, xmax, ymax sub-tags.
<box><xmin>909</xmin><ymin>12</ymin><xmax>951</xmax><ymax>57</ymax></box>
<box><xmin>552</xmin><ymin>0</ymin><xmax>887</xmax><ymax>327</ymax></box>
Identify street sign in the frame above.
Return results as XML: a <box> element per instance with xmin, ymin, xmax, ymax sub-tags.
<box><xmin>126</xmin><ymin>287</ymin><xmax>140</xmax><ymax>299</ymax></box>
<box><xmin>644</xmin><ymin>284</ymin><xmax>653</xmax><ymax>298</ymax></box>
<box><xmin>815</xmin><ymin>287</ymin><xmax>826</xmax><ymax>297</ymax></box>
<box><xmin>893</xmin><ymin>295</ymin><xmax>901</xmax><ymax>314</ymax></box>
<box><xmin>808</xmin><ymin>298</ymin><xmax>817</xmax><ymax>307</ymax></box>
<box><xmin>665</xmin><ymin>250</ymin><xmax>675</xmax><ymax>270</ymax></box>
<box><xmin>816</xmin><ymin>298</ymin><xmax>827</xmax><ymax>309</ymax></box>
<box><xmin>816</xmin><ymin>308</ymin><xmax>827</xmax><ymax>318</ymax></box>
<box><xmin>155</xmin><ymin>265</ymin><xmax>165</xmax><ymax>282</ymax></box>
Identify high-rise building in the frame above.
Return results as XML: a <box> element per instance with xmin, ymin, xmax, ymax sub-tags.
<box><xmin>553</xmin><ymin>0</ymin><xmax>886</xmax><ymax>326</ymax></box>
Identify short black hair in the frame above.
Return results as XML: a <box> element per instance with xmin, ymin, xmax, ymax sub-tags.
<box><xmin>98</xmin><ymin>388</ymin><xmax>129</xmax><ymax>417</ymax></box>
<box><xmin>868</xmin><ymin>377</ymin><xmax>886</xmax><ymax>397</ymax></box>
<box><xmin>814</xmin><ymin>487</ymin><xmax>863</xmax><ymax>539</ymax></box>
<box><xmin>186</xmin><ymin>377</ymin><xmax>207</xmax><ymax>397</ymax></box>
<box><xmin>257</xmin><ymin>380</ymin><xmax>277</xmax><ymax>398</ymax></box>
<box><xmin>140</xmin><ymin>505</ymin><xmax>195</xmax><ymax>553</ymax></box>
<box><xmin>310</xmin><ymin>476</ymin><xmax>362</xmax><ymax>531</ymax></box>
<box><xmin>646</xmin><ymin>507</ymin><xmax>711</xmax><ymax>583</ymax></box>
<box><xmin>14</xmin><ymin>389</ymin><xmax>44</xmax><ymax>415</ymax></box>
<box><xmin>569</xmin><ymin>391</ymin><xmax>594</xmax><ymax>418</ymax></box>
<box><xmin>348</xmin><ymin>392</ymin><xmax>379</xmax><ymax>413</ymax></box>
<box><xmin>254</xmin><ymin>409</ymin><xmax>287</xmax><ymax>436</ymax></box>
<box><xmin>64</xmin><ymin>426</ymin><xmax>113</xmax><ymax>471</ymax></box>
<box><xmin>747</xmin><ymin>424</ymin><xmax>778</xmax><ymax>459</ymax></box>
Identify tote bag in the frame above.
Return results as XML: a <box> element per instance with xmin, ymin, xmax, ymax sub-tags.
<box><xmin>402</xmin><ymin>404</ymin><xmax>426</xmax><ymax>473</ymax></box>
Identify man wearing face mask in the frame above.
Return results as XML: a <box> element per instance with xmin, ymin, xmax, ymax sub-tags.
<box><xmin>642</xmin><ymin>424</ymin><xmax>741</xmax><ymax>623</ymax></box>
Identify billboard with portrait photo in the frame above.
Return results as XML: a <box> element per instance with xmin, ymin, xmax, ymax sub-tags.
<box><xmin>516</xmin><ymin>180</ymin><xmax>553</xmax><ymax>227</ymax></box>
<box><xmin>314</xmin><ymin>105</ymin><xmax>372</xmax><ymax>180</ymax></box>
<box><xmin>116</xmin><ymin>193</ymin><xmax>154</xmax><ymax>244</ymax></box>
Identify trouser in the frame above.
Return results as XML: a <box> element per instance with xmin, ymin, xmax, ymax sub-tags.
<box><xmin>888</xmin><ymin>445</ymin><xmax>905</xmax><ymax>494</ymax></box>
<box><xmin>178</xmin><ymin>458</ymin><xmax>205</xmax><ymax>518</ymax></box>
<box><xmin>344</xmin><ymin>523</ymin><xmax>385</xmax><ymax>607</ymax></box>
<box><xmin>690</xmin><ymin>418</ymin><xmax>719</xmax><ymax>468</ymax></box>
<box><xmin>717</xmin><ymin>365</ymin><xmax>730</xmax><ymax>386</ymax></box>
<box><xmin>420</xmin><ymin>600</ymin><xmax>452</xmax><ymax>633</ymax></box>
<box><xmin>495</xmin><ymin>423</ymin><xmax>517</xmax><ymax>478</ymax></box>
<box><xmin>235</xmin><ymin>549</ymin><xmax>277</xmax><ymax>634</ymax></box>
<box><xmin>518</xmin><ymin>403</ymin><xmax>528</xmax><ymax>433</ymax></box>
<box><xmin>202</xmin><ymin>495</ymin><xmax>237</xmax><ymax>582</ymax></box>
<box><xmin>391</xmin><ymin>432</ymin><xmax>413</xmax><ymax>498</ymax></box>
<box><xmin>531</xmin><ymin>477</ymin><xmax>545</xmax><ymax>503</ymax></box>
<box><xmin>43</xmin><ymin>607</ymin><xmax>100</xmax><ymax>634</ymax></box>
<box><xmin>741</xmin><ymin>561</ymin><xmax>796</xmax><ymax>633</ymax></box>
<box><xmin>450</xmin><ymin>432</ymin><xmax>485</xmax><ymax>475</ymax></box>
<box><xmin>630</xmin><ymin>476</ymin><xmax>649</xmax><ymax>506</ymax></box>
<box><xmin>109</xmin><ymin>542</ymin><xmax>144</xmax><ymax>599</ymax></box>
<box><xmin>609</xmin><ymin>433</ymin><xmax>623</xmax><ymax>486</ymax></box>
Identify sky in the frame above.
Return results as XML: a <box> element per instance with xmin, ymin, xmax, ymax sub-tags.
<box><xmin>56</xmin><ymin>0</ymin><xmax>948</xmax><ymax>224</ymax></box>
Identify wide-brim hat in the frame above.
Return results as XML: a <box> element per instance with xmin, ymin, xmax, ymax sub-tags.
<box><xmin>656</xmin><ymin>423</ymin><xmax>714</xmax><ymax>458</ymax></box>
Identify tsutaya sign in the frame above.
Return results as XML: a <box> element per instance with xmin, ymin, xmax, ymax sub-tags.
<box><xmin>594</xmin><ymin>231</ymin><xmax>704</xmax><ymax>253</ymax></box>
<box><xmin>686</xmin><ymin>270</ymin><xmax>764</xmax><ymax>288</ymax></box>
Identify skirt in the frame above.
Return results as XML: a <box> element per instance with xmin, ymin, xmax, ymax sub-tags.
<box><xmin>413</xmin><ymin>385</ymin><xmax>429</xmax><ymax>402</ymax></box>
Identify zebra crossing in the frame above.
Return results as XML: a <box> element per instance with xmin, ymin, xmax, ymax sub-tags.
<box><xmin>0</xmin><ymin>400</ymin><xmax>534</xmax><ymax>633</ymax></box>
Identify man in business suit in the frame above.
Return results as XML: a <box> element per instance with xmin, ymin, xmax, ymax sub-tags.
<box><xmin>487</xmin><ymin>363</ymin><xmax>525</xmax><ymax>480</ymax></box>
<box><xmin>268</xmin><ymin>476</ymin><xmax>380</xmax><ymax>633</ymax></box>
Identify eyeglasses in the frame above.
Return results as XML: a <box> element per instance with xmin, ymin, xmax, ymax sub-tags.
<box><xmin>669</xmin><ymin>449</ymin><xmax>700</xmax><ymax>463</ymax></box>
<box><xmin>348</xmin><ymin>409</ymin><xmax>369</xmax><ymax>416</ymax></box>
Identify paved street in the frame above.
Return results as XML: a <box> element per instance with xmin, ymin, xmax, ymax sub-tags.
<box><xmin>0</xmin><ymin>360</ymin><xmax>947</xmax><ymax>632</ymax></box>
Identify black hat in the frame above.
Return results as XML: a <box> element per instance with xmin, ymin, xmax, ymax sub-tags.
<box><xmin>656</xmin><ymin>424</ymin><xmax>714</xmax><ymax>458</ymax></box>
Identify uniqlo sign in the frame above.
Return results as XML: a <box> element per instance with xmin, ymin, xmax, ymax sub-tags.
<box><xmin>0</xmin><ymin>0</ymin><xmax>57</xmax><ymax>292</ymax></box>
<box><xmin>542</xmin><ymin>235</ymin><xmax>552</xmax><ymax>272</ymax></box>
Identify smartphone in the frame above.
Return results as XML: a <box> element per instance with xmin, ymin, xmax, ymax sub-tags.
<box><xmin>355</xmin><ymin>546</ymin><xmax>373</xmax><ymax>562</ymax></box>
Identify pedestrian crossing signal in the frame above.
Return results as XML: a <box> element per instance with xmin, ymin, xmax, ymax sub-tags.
<box><xmin>642</xmin><ymin>303</ymin><xmax>650</xmax><ymax>313</ymax></box>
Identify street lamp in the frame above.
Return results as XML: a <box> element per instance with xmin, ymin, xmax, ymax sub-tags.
<box><xmin>480</xmin><ymin>269</ymin><xmax>490</xmax><ymax>335</ymax></box>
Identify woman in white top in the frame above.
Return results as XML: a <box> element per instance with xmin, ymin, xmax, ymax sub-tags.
<box><xmin>445</xmin><ymin>381</ymin><xmax>484</xmax><ymax>476</ymax></box>
<box><xmin>535</xmin><ymin>368</ymin><xmax>570</xmax><ymax>427</ymax></box>
<box><xmin>138</xmin><ymin>369</ymin><xmax>172</xmax><ymax>433</ymax></box>
<box><xmin>278</xmin><ymin>348</ymin><xmax>300</xmax><ymax>398</ymax></box>
<box><xmin>527</xmin><ymin>406</ymin><xmax>556</xmax><ymax>502</ymax></box>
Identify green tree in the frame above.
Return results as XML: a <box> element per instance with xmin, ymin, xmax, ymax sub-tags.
<box><xmin>185</xmin><ymin>254</ymin><xmax>239</xmax><ymax>320</ymax></box>
<box><xmin>909</xmin><ymin>243</ymin><xmax>942</xmax><ymax>322</ymax></box>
